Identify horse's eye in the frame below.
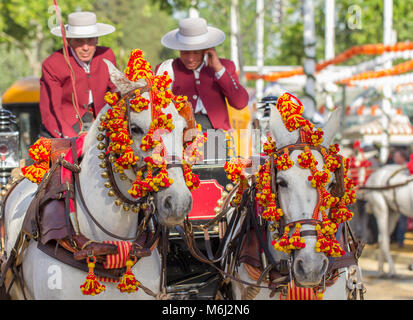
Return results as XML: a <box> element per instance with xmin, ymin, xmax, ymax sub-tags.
<box><xmin>130</xmin><ymin>125</ymin><xmax>144</xmax><ymax>135</ymax></box>
<box><xmin>328</xmin><ymin>182</ymin><xmax>335</xmax><ymax>190</ymax></box>
<box><xmin>277</xmin><ymin>179</ymin><xmax>288</xmax><ymax>188</ymax></box>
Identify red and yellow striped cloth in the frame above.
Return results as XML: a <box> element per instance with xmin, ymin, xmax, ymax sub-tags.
<box><xmin>97</xmin><ymin>241</ymin><xmax>132</xmax><ymax>283</ymax></box>
<box><xmin>244</xmin><ymin>263</ymin><xmax>322</xmax><ymax>300</ymax></box>
<box><xmin>281</xmin><ymin>280</ymin><xmax>320</xmax><ymax>300</ymax></box>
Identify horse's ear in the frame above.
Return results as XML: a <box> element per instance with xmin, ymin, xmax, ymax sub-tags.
<box><xmin>269</xmin><ymin>104</ymin><xmax>299</xmax><ymax>149</ymax></box>
<box><xmin>321</xmin><ymin>107</ymin><xmax>342</xmax><ymax>148</ymax></box>
<box><xmin>155</xmin><ymin>59</ymin><xmax>174</xmax><ymax>80</ymax></box>
<box><xmin>103</xmin><ymin>59</ymin><xmax>147</xmax><ymax>96</ymax></box>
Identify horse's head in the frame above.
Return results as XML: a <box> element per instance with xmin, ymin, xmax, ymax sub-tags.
<box><xmin>96</xmin><ymin>51</ymin><xmax>199</xmax><ymax>227</ymax></box>
<box><xmin>126</xmin><ymin>95</ymin><xmax>192</xmax><ymax>227</ymax></box>
<box><xmin>262</xmin><ymin>93</ymin><xmax>352</xmax><ymax>288</ymax></box>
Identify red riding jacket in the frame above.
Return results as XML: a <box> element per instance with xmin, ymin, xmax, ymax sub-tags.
<box><xmin>39</xmin><ymin>46</ymin><xmax>117</xmax><ymax>138</ymax></box>
<box><xmin>157</xmin><ymin>58</ymin><xmax>249</xmax><ymax>130</ymax></box>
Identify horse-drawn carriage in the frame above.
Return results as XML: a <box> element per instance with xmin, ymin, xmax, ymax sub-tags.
<box><xmin>0</xmin><ymin>67</ymin><xmax>249</xmax><ymax>299</ymax></box>
<box><xmin>0</xmin><ymin>51</ymin><xmax>365</xmax><ymax>300</ymax></box>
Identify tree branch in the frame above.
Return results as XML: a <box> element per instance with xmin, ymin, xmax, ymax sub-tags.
<box><xmin>0</xmin><ymin>31</ymin><xmax>36</xmax><ymax>72</ymax></box>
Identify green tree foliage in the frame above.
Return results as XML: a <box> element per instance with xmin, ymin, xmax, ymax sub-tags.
<box><xmin>0</xmin><ymin>0</ymin><xmax>92</xmax><ymax>92</ymax></box>
<box><xmin>0</xmin><ymin>0</ymin><xmax>177</xmax><ymax>93</ymax></box>
<box><xmin>0</xmin><ymin>0</ymin><xmax>93</xmax><ymax>74</ymax></box>
<box><xmin>93</xmin><ymin>0</ymin><xmax>177</xmax><ymax>70</ymax></box>
<box><xmin>150</xmin><ymin>0</ymin><xmax>191</xmax><ymax>13</ymax></box>
<box><xmin>1</xmin><ymin>0</ymin><xmax>413</xmax><ymax>94</ymax></box>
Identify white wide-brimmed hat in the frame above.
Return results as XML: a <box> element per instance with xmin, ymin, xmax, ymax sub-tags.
<box><xmin>50</xmin><ymin>11</ymin><xmax>115</xmax><ymax>38</ymax></box>
<box><xmin>161</xmin><ymin>17</ymin><xmax>225</xmax><ymax>51</ymax></box>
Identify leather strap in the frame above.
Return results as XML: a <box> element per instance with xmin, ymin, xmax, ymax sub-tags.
<box><xmin>71</xmin><ymin>137</ymin><xmax>141</xmax><ymax>241</ymax></box>
<box><xmin>248</xmin><ymin>189</ymin><xmax>276</xmax><ymax>267</ymax></box>
<box><xmin>300</xmin><ymin>230</ymin><xmax>318</xmax><ymax>237</ymax></box>
<box><xmin>175</xmin><ymin>223</ymin><xmax>279</xmax><ymax>290</ymax></box>
<box><xmin>37</xmin><ymin>240</ymin><xmax>126</xmax><ymax>280</ymax></box>
<box><xmin>63</xmin><ymin>182</ymin><xmax>74</xmax><ymax>246</ymax></box>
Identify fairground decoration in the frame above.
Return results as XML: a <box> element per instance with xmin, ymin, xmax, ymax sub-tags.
<box><xmin>21</xmin><ymin>137</ymin><xmax>52</xmax><ymax>184</ymax></box>
<box><xmin>339</xmin><ymin>58</ymin><xmax>413</xmax><ymax>86</ymax></box>
<box><xmin>245</xmin><ymin>41</ymin><xmax>413</xmax><ymax>82</ymax></box>
<box><xmin>102</xmin><ymin>49</ymin><xmax>206</xmax><ymax>199</ymax></box>
<box><xmin>225</xmin><ymin>92</ymin><xmax>356</xmax><ymax>258</ymax></box>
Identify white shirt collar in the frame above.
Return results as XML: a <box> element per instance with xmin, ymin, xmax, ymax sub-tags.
<box><xmin>195</xmin><ymin>61</ymin><xmax>205</xmax><ymax>72</ymax></box>
<box><xmin>193</xmin><ymin>61</ymin><xmax>205</xmax><ymax>79</ymax></box>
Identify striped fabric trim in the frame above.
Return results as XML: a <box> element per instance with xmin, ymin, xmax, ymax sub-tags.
<box><xmin>97</xmin><ymin>276</ymin><xmax>120</xmax><ymax>283</ymax></box>
<box><xmin>244</xmin><ymin>263</ymin><xmax>321</xmax><ymax>300</ymax></box>
<box><xmin>97</xmin><ymin>241</ymin><xmax>132</xmax><ymax>283</ymax></box>
<box><xmin>103</xmin><ymin>241</ymin><xmax>132</xmax><ymax>269</ymax></box>
<box><xmin>283</xmin><ymin>280</ymin><xmax>319</xmax><ymax>300</ymax></box>
<box><xmin>95</xmin><ymin>237</ymin><xmax>160</xmax><ymax>283</ymax></box>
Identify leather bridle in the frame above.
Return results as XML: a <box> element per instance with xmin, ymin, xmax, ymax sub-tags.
<box><xmin>74</xmin><ymin>86</ymin><xmax>192</xmax><ymax>240</ymax></box>
<box><xmin>268</xmin><ymin>140</ymin><xmax>346</xmax><ymax>242</ymax></box>
<box><xmin>101</xmin><ymin>86</ymin><xmax>194</xmax><ymax>207</ymax></box>
<box><xmin>177</xmin><ymin>135</ymin><xmax>358</xmax><ymax>298</ymax></box>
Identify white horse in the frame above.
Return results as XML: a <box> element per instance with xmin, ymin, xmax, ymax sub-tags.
<box><xmin>1</xmin><ymin>60</ymin><xmax>192</xmax><ymax>300</ymax></box>
<box><xmin>217</xmin><ymin>99</ymin><xmax>363</xmax><ymax>300</ymax></box>
<box><xmin>362</xmin><ymin>164</ymin><xmax>413</xmax><ymax>276</ymax></box>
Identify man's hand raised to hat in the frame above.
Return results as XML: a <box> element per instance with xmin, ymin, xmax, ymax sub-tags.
<box><xmin>204</xmin><ymin>48</ymin><xmax>223</xmax><ymax>73</ymax></box>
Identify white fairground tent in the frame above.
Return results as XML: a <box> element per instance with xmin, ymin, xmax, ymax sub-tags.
<box><xmin>242</xmin><ymin>0</ymin><xmax>413</xmax><ymax>163</ymax></box>
<box><xmin>341</xmin><ymin>113</ymin><xmax>413</xmax><ymax>146</ymax></box>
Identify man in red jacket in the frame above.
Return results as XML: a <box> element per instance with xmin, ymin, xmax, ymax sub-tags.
<box><xmin>40</xmin><ymin>11</ymin><xmax>117</xmax><ymax>138</ymax></box>
<box><xmin>159</xmin><ymin>17</ymin><xmax>249</xmax><ymax>131</ymax></box>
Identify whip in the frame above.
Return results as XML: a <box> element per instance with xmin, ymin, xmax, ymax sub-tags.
<box><xmin>52</xmin><ymin>0</ymin><xmax>83</xmax><ymax>132</ymax></box>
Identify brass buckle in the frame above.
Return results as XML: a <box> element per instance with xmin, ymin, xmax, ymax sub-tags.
<box><xmin>184</xmin><ymin>219</ymin><xmax>193</xmax><ymax>235</ymax></box>
<box><xmin>87</xmin><ymin>249</ymin><xmax>94</xmax><ymax>258</ymax></box>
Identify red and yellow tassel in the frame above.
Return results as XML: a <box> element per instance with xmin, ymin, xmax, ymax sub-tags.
<box><xmin>276</xmin><ymin>149</ymin><xmax>294</xmax><ymax>171</ymax></box>
<box><xmin>117</xmin><ymin>257</ymin><xmax>140</xmax><ymax>293</ymax></box>
<box><xmin>289</xmin><ymin>223</ymin><xmax>306</xmax><ymax>250</ymax></box>
<box><xmin>80</xmin><ymin>256</ymin><xmax>106</xmax><ymax>296</ymax></box>
<box><xmin>272</xmin><ymin>226</ymin><xmax>292</xmax><ymax>253</ymax></box>
<box><xmin>183</xmin><ymin>164</ymin><xmax>200</xmax><ymax>191</ymax></box>
<box><xmin>21</xmin><ymin>137</ymin><xmax>52</xmax><ymax>184</ymax></box>
<box><xmin>21</xmin><ymin>162</ymin><xmax>50</xmax><ymax>184</ymax></box>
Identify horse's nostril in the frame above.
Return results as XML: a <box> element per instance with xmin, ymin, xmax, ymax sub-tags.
<box><xmin>296</xmin><ymin>258</ymin><xmax>305</xmax><ymax>276</ymax></box>
<box><xmin>321</xmin><ymin>257</ymin><xmax>329</xmax><ymax>274</ymax></box>
<box><xmin>185</xmin><ymin>197</ymin><xmax>193</xmax><ymax>214</ymax></box>
<box><xmin>164</xmin><ymin>196</ymin><xmax>173</xmax><ymax>211</ymax></box>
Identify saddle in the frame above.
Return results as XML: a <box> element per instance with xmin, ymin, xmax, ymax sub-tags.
<box><xmin>20</xmin><ymin>138</ymin><xmax>118</xmax><ymax>259</ymax></box>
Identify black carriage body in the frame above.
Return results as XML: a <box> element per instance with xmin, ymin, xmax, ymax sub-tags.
<box><xmin>167</xmin><ymin>162</ymin><xmax>232</xmax><ymax>299</ymax></box>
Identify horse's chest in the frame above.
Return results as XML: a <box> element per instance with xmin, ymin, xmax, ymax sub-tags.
<box><xmin>384</xmin><ymin>186</ymin><xmax>413</xmax><ymax>214</ymax></box>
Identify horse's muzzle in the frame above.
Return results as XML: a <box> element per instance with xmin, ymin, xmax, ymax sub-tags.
<box><xmin>157</xmin><ymin>193</ymin><xmax>192</xmax><ymax>227</ymax></box>
<box><xmin>293</xmin><ymin>254</ymin><xmax>329</xmax><ymax>287</ymax></box>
